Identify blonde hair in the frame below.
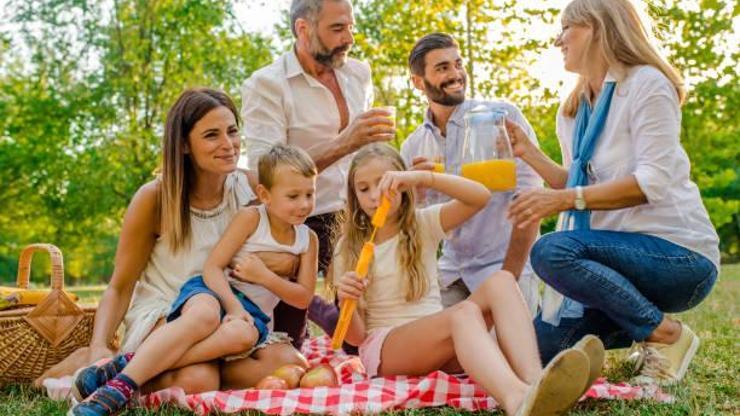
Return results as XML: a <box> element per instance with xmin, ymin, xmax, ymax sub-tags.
<box><xmin>258</xmin><ymin>144</ymin><xmax>317</xmax><ymax>189</ymax></box>
<box><xmin>331</xmin><ymin>143</ymin><xmax>428</xmax><ymax>302</ymax></box>
<box><xmin>561</xmin><ymin>0</ymin><xmax>685</xmax><ymax>118</ymax></box>
<box><xmin>160</xmin><ymin>88</ymin><xmax>240</xmax><ymax>253</ymax></box>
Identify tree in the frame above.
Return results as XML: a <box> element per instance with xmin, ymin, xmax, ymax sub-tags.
<box><xmin>0</xmin><ymin>0</ymin><xmax>274</xmax><ymax>282</ymax></box>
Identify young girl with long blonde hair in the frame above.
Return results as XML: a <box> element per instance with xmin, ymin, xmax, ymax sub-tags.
<box><xmin>331</xmin><ymin>144</ymin><xmax>592</xmax><ymax>415</ymax></box>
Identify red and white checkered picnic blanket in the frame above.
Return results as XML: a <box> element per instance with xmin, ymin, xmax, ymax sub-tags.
<box><xmin>45</xmin><ymin>335</ymin><xmax>672</xmax><ymax>415</ymax></box>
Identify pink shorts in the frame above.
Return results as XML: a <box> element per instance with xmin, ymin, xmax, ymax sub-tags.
<box><xmin>358</xmin><ymin>326</ymin><xmax>394</xmax><ymax>377</ymax></box>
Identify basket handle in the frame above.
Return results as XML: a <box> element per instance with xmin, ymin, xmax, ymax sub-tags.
<box><xmin>16</xmin><ymin>243</ymin><xmax>65</xmax><ymax>291</ymax></box>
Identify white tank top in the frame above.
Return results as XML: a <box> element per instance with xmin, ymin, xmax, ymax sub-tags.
<box><xmin>229</xmin><ymin>204</ymin><xmax>310</xmax><ymax>328</ymax></box>
<box><xmin>122</xmin><ymin>171</ymin><xmax>255</xmax><ymax>352</ymax></box>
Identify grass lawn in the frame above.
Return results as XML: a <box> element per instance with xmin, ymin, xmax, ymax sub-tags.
<box><xmin>2</xmin><ymin>265</ymin><xmax>738</xmax><ymax>415</ymax></box>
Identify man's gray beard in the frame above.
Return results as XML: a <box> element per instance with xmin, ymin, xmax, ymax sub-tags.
<box><xmin>309</xmin><ymin>33</ymin><xmax>349</xmax><ymax>69</ymax></box>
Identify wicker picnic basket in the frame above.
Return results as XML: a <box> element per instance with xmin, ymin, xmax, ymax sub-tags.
<box><xmin>0</xmin><ymin>244</ymin><xmax>96</xmax><ymax>385</ymax></box>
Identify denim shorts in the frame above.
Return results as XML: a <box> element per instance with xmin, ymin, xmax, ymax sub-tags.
<box><xmin>167</xmin><ymin>275</ymin><xmax>270</xmax><ymax>345</ymax></box>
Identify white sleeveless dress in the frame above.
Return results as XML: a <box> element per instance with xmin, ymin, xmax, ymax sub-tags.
<box><xmin>228</xmin><ymin>204</ymin><xmax>310</xmax><ymax>330</ymax></box>
<box><xmin>121</xmin><ymin>172</ymin><xmax>255</xmax><ymax>353</ymax></box>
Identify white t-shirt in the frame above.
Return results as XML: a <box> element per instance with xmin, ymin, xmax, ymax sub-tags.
<box><xmin>332</xmin><ymin>205</ymin><xmax>447</xmax><ymax>332</ymax></box>
<box><xmin>556</xmin><ymin>65</ymin><xmax>720</xmax><ymax>269</ymax></box>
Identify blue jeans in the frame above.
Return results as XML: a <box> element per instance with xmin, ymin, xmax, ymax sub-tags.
<box><xmin>531</xmin><ymin>230</ymin><xmax>717</xmax><ymax>364</ymax></box>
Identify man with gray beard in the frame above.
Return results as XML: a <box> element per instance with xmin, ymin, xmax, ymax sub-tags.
<box><xmin>241</xmin><ymin>0</ymin><xmax>393</xmax><ymax>349</ymax></box>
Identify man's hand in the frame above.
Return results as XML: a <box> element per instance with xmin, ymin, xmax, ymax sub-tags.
<box><xmin>231</xmin><ymin>251</ymin><xmax>299</xmax><ymax>279</ymax></box>
<box><xmin>408</xmin><ymin>156</ymin><xmax>437</xmax><ymax>203</ymax></box>
<box><xmin>338</xmin><ymin>108</ymin><xmax>395</xmax><ymax>150</ymax></box>
<box><xmin>230</xmin><ymin>253</ymin><xmax>272</xmax><ymax>284</ymax></box>
<box><xmin>410</xmin><ymin>156</ymin><xmax>437</xmax><ymax>172</ymax></box>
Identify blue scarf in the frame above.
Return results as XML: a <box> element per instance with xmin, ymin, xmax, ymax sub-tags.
<box><xmin>541</xmin><ymin>81</ymin><xmax>616</xmax><ymax>326</ymax></box>
<box><xmin>562</xmin><ymin>81</ymin><xmax>616</xmax><ymax>230</ymax></box>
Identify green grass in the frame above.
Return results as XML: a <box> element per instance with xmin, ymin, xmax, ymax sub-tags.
<box><xmin>2</xmin><ymin>266</ymin><xmax>738</xmax><ymax>415</ymax></box>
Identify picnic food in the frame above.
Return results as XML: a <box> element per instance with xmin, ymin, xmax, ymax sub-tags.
<box><xmin>0</xmin><ymin>287</ymin><xmax>79</xmax><ymax>310</ymax></box>
<box><xmin>272</xmin><ymin>364</ymin><xmax>306</xmax><ymax>389</ymax></box>
<box><xmin>255</xmin><ymin>375</ymin><xmax>289</xmax><ymax>390</ymax></box>
<box><xmin>299</xmin><ymin>364</ymin><xmax>338</xmax><ymax>388</ymax></box>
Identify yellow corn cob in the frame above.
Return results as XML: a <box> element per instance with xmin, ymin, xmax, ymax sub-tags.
<box><xmin>0</xmin><ymin>286</ymin><xmax>24</xmax><ymax>296</ymax></box>
<box><xmin>0</xmin><ymin>289</ymin><xmax>79</xmax><ymax>310</ymax></box>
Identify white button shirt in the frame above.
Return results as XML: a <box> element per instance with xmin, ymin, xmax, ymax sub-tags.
<box><xmin>556</xmin><ymin>65</ymin><xmax>720</xmax><ymax>269</ymax></box>
<box><xmin>241</xmin><ymin>49</ymin><xmax>374</xmax><ymax>215</ymax></box>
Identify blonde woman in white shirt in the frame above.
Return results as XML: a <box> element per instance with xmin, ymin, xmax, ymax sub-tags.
<box><xmin>506</xmin><ymin>0</ymin><xmax>720</xmax><ymax>387</ymax></box>
<box><xmin>332</xmin><ymin>144</ymin><xmax>593</xmax><ymax>416</ymax></box>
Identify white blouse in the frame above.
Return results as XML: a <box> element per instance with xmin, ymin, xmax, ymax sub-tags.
<box><xmin>556</xmin><ymin>65</ymin><xmax>720</xmax><ymax>269</ymax></box>
<box><xmin>121</xmin><ymin>172</ymin><xmax>256</xmax><ymax>352</ymax></box>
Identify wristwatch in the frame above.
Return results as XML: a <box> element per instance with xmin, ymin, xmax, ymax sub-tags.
<box><xmin>574</xmin><ymin>186</ymin><xmax>587</xmax><ymax>211</ymax></box>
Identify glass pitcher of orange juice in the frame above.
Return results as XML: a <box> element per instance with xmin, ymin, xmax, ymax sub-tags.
<box><xmin>460</xmin><ymin>106</ymin><xmax>516</xmax><ymax>191</ymax></box>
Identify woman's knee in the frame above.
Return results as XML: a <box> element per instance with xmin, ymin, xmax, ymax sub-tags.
<box><xmin>219</xmin><ymin>319</ymin><xmax>260</xmax><ymax>353</ymax></box>
<box><xmin>180</xmin><ymin>295</ymin><xmax>221</xmax><ymax>337</ymax></box>
<box><xmin>531</xmin><ymin>232</ymin><xmax>585</xmax><ymax>283</ymax></box>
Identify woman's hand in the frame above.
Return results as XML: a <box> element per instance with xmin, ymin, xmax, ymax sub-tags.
<box><xmin>231</xmin><ymin>253</ymin><xmax>272</xmax><ymax>284</ymax></box>
<box><xmin>34</xmin><ymin>345</ymin><xmax>115</xmax><ymax>387</ymax></box>
<box><xmin>507</xmin><ymin>188</ymin><xmax>575</xmax><ymax>229</ymax></box>
<box><xmin>505</xmin><ymin>119</ymin><xmax>537</xmax><ymax>159</ymax></box>
<box><xmin>336</xmin><ymin>271</ymin><xmax>367</xmax><ymax>303</ymax></box>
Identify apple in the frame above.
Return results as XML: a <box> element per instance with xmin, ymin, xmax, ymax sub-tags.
<box><xmin>255</xmin><ymin>375</ymin><xmax>288</xmax><ymax>390</ymax></box>
<box><xmin>272</xmin><ymin>364</ymin><xmax>306</xmax><ymax>389</ymax></box>
<box><xmin>299</xmin><ymin>364</ymin><xmax>339</xmax><ymax>388</ymax></box>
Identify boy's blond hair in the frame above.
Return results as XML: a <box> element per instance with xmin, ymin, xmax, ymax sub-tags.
<box><xmin>258</xmin><ymin>144</ymin><xmax>317</xmax><ymax>188</ymax></box>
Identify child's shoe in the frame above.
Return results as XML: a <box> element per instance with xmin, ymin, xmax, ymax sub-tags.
<box><xmin>72</xmin><ymin>353</ymin><xmax>134</xmax><ymax>402</ymax></box>
<box><xmin>515</xmin><ymin>348</ymin><xmax>589</xmax><ymax>416</ymax></box>
<box><xmin>573</xmin><ymin>334</ymin><xmax>605</xmax><ymax>395</ymax></box>
<box><xmin>67</xmin><ymin>373</ymin><xmax>138</xmax><ymax>416</ymax></box>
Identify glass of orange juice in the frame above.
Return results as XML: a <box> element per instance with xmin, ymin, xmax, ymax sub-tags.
<box><xmin>413</xmin><ymin>129</ymin><xmax>446</xmax><ymax>206</ymax></box>
<box><xmin>418</xmin><ymin>129</ymin><xmax>445</xmax><ymax>173</ymax></box>
<box><xmin>460</xmin><ymin>106</ymin><xmax>516</xmax><ymax>191</ymax></box>
<box><xmin>377</xmin><ymin>105</ymin><xmax>396</xmax><ymax>126</ymax></box>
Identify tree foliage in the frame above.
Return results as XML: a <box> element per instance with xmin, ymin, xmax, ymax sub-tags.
<box><xmin>0</xmin><ymin>0</ymin><xmax>273</xmax><ymax>282</ymax></box>
<box><xmin>0</xmin><ymin>0</ymin><xmax>736</xmax><ymax>283</ymax></box>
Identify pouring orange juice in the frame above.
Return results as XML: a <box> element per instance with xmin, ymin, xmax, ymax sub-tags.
<box><xmin>460</xmin><ymin>106</ymin><xmax>517</xmax><ymax>191</ymax></box>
